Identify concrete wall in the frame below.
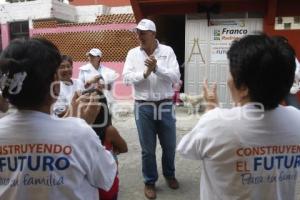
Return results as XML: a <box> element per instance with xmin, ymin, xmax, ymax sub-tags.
<box><xmin>0</xmin><ymin>0</ymin><xmax>76</xmax><ymax>24</ymax></box>
<box><xmin>75</xmin><ymin>5</ymin><xmax>106</xmax><ymax>22</ymax></box>
<box><xmin>0</xmin><ymin>0</ymin><xmax>132</xmax><ymax>24</ymax></box>
<box><xmin>75</xmin><ymin>5</ymin><xmax>132</xmax><ymax>22</ymax></box>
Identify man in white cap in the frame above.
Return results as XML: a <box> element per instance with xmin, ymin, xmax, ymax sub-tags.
<box><xmin>78</xmin><ymin>48</ymin><xmax>119</xmax><ymax>110</ymax></box>
<box><xmin>123</xmin><ymin>18</ymin><xmax>180</xmax><ymax>199</ymax></box>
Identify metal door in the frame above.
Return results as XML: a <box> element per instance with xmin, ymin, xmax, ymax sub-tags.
<box><xmin>185</xmin><ymin>17</ymin><xmax>263</xmax><ymax>107</ymax></box>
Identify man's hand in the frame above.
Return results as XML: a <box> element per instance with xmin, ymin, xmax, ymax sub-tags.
<box><xmin>85</xmin><ymin>75</ymin><xmax>101</xmax><ymax>88</ymax></box>
<box><xmin>144</xmin><ymin>55</ymin><xmax>157</xmax><ymax>78</ymax></box>
<box><xmin>64</xmin><ymin>91</ymin><xmax>101</xmax><ymax>124</ymax></box>
<box><xmin>203</xmin><ymin>79</ymin><xmax>218</xmax><ymax>112</ymax></box>
<box><xmin>78</xmin><ymin>92</ymin><xmax>101</xmax><ymax>124</ymax></box>
<box><xmin>93</xmin><ymin>81</ymin><xmax>105</xmax><ymax>91</ymax></box>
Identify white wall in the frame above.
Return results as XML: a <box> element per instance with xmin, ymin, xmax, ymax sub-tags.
<box><xmin>0</xmin><ymin>0</ymin><xmax>133</xmax><ymax>24</ymax></box>
<box><xmin>75</xmin><ymin>5</ymin><xmax>106</xmax><ymax>23</ymax></box>
<box><xmin>75</xmin><ymin>5</ymin><xmax>132</xmax><ymax>23</ymax></box>
<box><xmin>275</xmin><ymin>17</ymin><xmax>300</xmax><ymax>30</ymax></box>
<box><xmin>0</xmin><ymin>0</ymin><xmax>76</xmax><ymax>24</ymax></box>
<box><xmin>110</xmin><ymin>6</ymin><xmax>133</xmax><ymax>14</ymax></box>
<box><xmin>52</xmin><ymin>0</ymin><xmax>77</xmax><ymax>22</ymax></box>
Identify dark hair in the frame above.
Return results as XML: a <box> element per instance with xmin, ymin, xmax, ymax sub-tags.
<box><xmin>92</xmin><ymin>91</ymin><xmax>112</xmax><ymax>143</ymax></box>
<box><xmin>61</xmin><ymin>55</ymin><xmax>73</xmax><ymax>65</ymax></box>
<box><xmin>272</xmin><ymin>35</ymin><xmax>288</xmax><ymax>43</ymax></box>
<box><xmin>227</xmin><ymin>34</ymin><xmax>296</xmax><ymax>110</ymax></box>
<box><xmin>0</xmin><ymin>38</ymin><xmax>61</xmax><ymax>108</ymax></box>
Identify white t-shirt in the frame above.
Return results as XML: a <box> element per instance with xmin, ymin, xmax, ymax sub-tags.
<box><xmin>53</xmin><ymin>79</ymin><xmax>85</xmax><ymax>115</ymax></box>
<box><xmin>78</xmin><ymin>63</ymin><xmax>119</xmax><ymax>105</ymax></box>
<box><xmin>177</xmin><ymin>104</ymin><xmax>300</xmax><ymax>200</ymax></box>
<box><xmin>295</xmin><ymin>58</ymin><xmax>300</xmax><ymax>81</ymax></box>
<box><xmin>123</xmin><ymin>41</ymin><xmax>180</xmax><ymax>101</ymax></box>
<box><xmin>290</xmin><ymin>58</ymin><xmax>300</xmax><ymax>94</ymax></box>
<box><xmin>0</xmin><ymin>110</ymin><xmax>117</xmax><ymax>200</ymax></box>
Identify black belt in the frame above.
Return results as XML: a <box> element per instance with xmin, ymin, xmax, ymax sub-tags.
<box><xmin>135</xmin><ymin>99</ymin><xmax>172</xmax><ymax>104</ymax></box>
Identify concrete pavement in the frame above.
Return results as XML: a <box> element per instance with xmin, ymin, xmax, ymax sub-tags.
<box><xmin>114</xmin><ymin>106</ymin><xmax>202</xmax><ymax>200</ymax></box>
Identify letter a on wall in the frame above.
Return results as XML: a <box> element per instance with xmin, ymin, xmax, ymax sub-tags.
<box><xmin>188</xmin><ymin>38</ymin><xmax>205</xmax><ymax>64</ymax></box>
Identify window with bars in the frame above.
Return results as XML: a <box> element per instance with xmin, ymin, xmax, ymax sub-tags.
<box><xmin>9</xmin><ymin>21</ymin><xmax>29</xmax><ymax>40</ymax></box>
<box><xmin>284</xmin><ymin>23</ymin><xmax>291</xmax><ymax>29</ymax></box>
<box><xmin>277</xmin><ymin>17</ymin><xmax>283</xmax><ymax>24</ymax></box>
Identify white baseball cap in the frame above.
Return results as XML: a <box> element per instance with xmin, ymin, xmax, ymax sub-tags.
<box><xmin>136</xmin><ymin>19</ymin><xmax>156</xmax><ymax>32</ymax></box>
<box><xmin>86</xmin><ymin>48</ymin><xmax>102</xmax><ymax>57</ymax></box>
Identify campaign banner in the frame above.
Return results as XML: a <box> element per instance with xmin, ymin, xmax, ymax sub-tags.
<box><xmin>210</xmin><ymin>20</ymin><xmax>249</xmax><ymax>62</ymax></box>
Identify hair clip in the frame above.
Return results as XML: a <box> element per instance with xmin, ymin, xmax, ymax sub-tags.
<box><xmin>0</xmin><ymin>73</ymin><xmax>8</xmax><ymax>91</ymax></box>
<box><xmin>8</xmin><ymin>72</ymin><xmax>27</xmax><ymax>94</ymax></box>
<box><xmin>0</xmin><ymin>72</ymin><xmax>27</xmax><ymax>95</ymax></box>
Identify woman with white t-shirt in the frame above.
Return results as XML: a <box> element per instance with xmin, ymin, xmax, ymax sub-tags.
<box><xmin>0</xmin><ymin>38</ymin><xmax>117</xmax><ymax>200</ymax></box>
<box><xmin>178</xmin><ymin>34</ymin><xmax>300</xmax><ymax>200</ymax></box>
<box><xmin>55</xmin><ymin>55</ymin><xmax>127</xmax><ymax>200</ymax></box>
<box><xmin>53</xmin><ymin>55</ymin><xmax>85</xmax><ymax>116</ymax></box>
<box><xmin>55</xmin><ymin>55</ymin><xmax>127</xmax><ymax>154</ymax></box>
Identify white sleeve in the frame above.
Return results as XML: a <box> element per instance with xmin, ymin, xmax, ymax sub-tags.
<box><xmin>122</xmin><ymin>51</ymin><xmax>145</xmax><ymax>85</ymax></box>
<box><xmin>154</xmin><ymin>47</ymin><xmax>180</xmax><ymax>84</ymax></box>
<box><xmin>177</xmin><ymin>109</ymin><xmax>220</xmax><ymax>160</ymax></box>
<box><xmin>177</xmin><ymin>122</ymin><xmax>206</xmax><ymax>160</ymax></box>
<box><xmin>78</xmin><ymin>69</ymin><xmax>86</xmax><ymax>84</ymax></box>
<box><xmin>295</xmin><ymin>58</ymin><xmax>300</xmax><ymax>81</ymax></box>
<box><xmin>76</xmin><ymin>79</ymin><xmax>85</xmax><ymax>91</ymax></box>
<box><xmin>80</xmin><ymin>127</ymin><xmax>117</xmax><ymax>190</ymax></box>
<box><xmin>88</xmin><ymin>142</ymin><xmax>117</xmax><ymax>191</ymax></box>
<box><xmin>106</xmin><ymin>69</ymin><xmax>120</xmax><ymax>85</ymax></box>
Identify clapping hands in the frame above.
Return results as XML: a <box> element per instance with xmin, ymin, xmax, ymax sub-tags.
<box><xmin>144</xmin><ymin>55</ymin><xmax>157</xmax><ymax>78</ymax></box>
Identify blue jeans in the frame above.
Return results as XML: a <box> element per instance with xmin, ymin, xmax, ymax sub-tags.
<box><xmin>134</xmin><ymin>101</ymin><xmax>176</xmax><ymax>185</ymax></box>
